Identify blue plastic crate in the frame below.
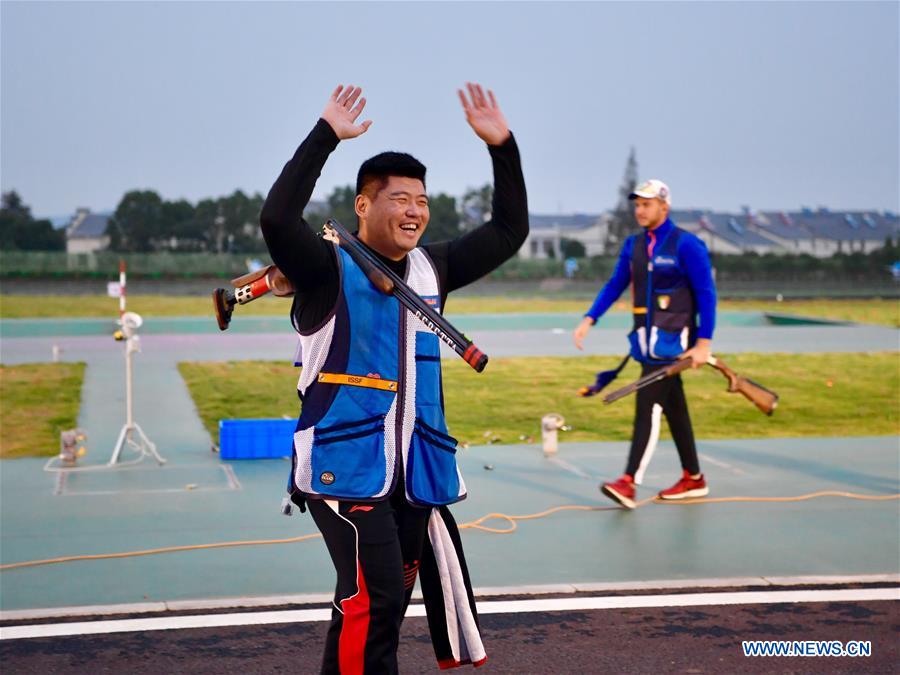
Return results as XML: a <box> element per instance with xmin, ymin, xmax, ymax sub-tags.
<box><xmin>219</xmin><ymin>418</ymin><xmax>296</xmax><ymax>459</ymax></box>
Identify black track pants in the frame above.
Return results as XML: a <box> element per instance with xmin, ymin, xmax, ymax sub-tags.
<box><xmin>624</xmin><ymin>363</ymin><xmax>701</xmax><ymax>483</ymax></box>
<box><xmin>306</xmin><ymin>486</ymin><xmax>482</xmax><ymax>674</ymax></box>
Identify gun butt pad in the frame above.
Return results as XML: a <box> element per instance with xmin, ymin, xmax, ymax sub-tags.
<box><xmin>212</xmin><ymin>288</ymin><xmax>233</xmax><ymax>331</ymax></box>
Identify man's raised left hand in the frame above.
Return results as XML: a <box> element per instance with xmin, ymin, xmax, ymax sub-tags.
<box><xmin>458</xmin><ymin>82</ymin><xmax>510</xmax><ymax>146</ymax></box>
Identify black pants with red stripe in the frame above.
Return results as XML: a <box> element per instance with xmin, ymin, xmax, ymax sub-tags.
<box><xmin>624</xmin><ymin>364</ymin><xmax>701</xmax><ymax>481</ymax></box>
<box><xmin>307</xmin><ymin>485</ymin><xmax>476</xmax><ymax>674</ymax></box>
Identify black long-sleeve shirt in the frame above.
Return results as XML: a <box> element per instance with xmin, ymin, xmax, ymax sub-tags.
<box><xmin>260</xmin><ymin>119</ymin><xmax>529</xmax><ymax>331</ymax></box>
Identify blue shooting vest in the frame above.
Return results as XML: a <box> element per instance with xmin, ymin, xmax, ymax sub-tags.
<box><xmin>628</xmin><ymin>224</ymin><xmax>697</xmax><ymax>364</ymax></box>
<box><xmin>289</xmin><ymin>246</ymin><xmax>465</xmax><ymax>507</ymax></box>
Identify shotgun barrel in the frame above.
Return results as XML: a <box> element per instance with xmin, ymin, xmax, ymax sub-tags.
<box><xmin>325</xmin><ymin>219</ymin><xmax>488</xmax><ymax>372</ymax></box>
<box><xmin>601</xmin><ymin>354</ymin><xmax>778</xmax><ymax>416</ymax></box>
<box><xmin>602</xmin><ymin>359</ymin><xmax>691</xmax><ymax>404</ymax></box>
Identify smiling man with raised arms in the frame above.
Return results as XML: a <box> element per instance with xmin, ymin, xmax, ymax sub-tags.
<box><xmin>259</xmin><ymin>83</ymin><xmax>528</xmax><ymax>673</ymax></box>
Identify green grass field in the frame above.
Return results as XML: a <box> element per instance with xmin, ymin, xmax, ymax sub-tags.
<box><xmin>2</xmin><ymin>352</ymin><xmax>894</xmax><ymax>458</ymax></box>
<box><xmin>2</xmin><ymin>295</ymin><xmax>898</xmax><ymax>326</ymax></box>
<box><xmin>179</xmin><ymin>352</ymin><xmax>899</xmax><ymax>448</ymax></box>
<box><xmin>0</xmin><ymin>363</ymin><xmax>86</xmax><ymax>459</ymax></box>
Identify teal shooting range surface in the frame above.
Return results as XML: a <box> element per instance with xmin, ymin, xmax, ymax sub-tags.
<box><xmin>1</xmin><ymin>311</ymin><xmax>897</xmax><ymax>612</ymax></box>
<box><xmin>0</xmin><ymin>310</ymin><xmax>853</xmax><ymax>338</ymax></box>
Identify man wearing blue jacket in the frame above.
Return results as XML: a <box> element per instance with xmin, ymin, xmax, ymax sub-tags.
<box><xmin>573</xmin><ymin>179</ymin><xmax>716</xmax><ymax>509</ymax></box>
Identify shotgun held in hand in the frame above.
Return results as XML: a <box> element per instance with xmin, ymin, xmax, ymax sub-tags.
<box><xmin>601</xmin><ymin>355</ymin><xmax>778</xmax><ymax>416</ymax></box>
<box><xmin>211</xmin><ymin>220</ymin><xmax>488</xmax><ymax>373</ymax></box>
<box><xmin>708</xmin><ymin>356</ymin><xmax>779</xmax><ymax>415</ymax></box>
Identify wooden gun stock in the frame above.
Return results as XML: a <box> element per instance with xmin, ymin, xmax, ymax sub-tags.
<box><xmin>601</xmin><ymin>355</ymin><xmax>778</xmax><ymax>417</ymax></box>
<box><xmin>707</xmin><ymin>356</ymin><xmax>779</xmax><ymax>415</ymax></box>
<box><xmin>329</xmin><ymin>239</ymin><xmax>395</xmax><ymax>295</ymax></box>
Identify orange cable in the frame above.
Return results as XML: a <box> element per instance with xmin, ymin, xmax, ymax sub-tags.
<box><xmin>0</xmin><ymin>534</ymin><xmax>322</xmax><ymax>571</ymax></box>
<box><xmin>1</xmin><ymin>492</ymin><xmax>897</xmax><ymax>571</ymax></box>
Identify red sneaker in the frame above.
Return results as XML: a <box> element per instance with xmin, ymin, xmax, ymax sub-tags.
<box><xmin>658</xmin><ymin>470</ymin><xmax>709</xmax><ymax>500</ymax></box>
<box><xmin>601</xmin><ymin>474</ymin><xmax>636</xmax><ymax>509</ymax></box>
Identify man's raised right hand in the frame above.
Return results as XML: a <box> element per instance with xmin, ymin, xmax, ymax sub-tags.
<box><xmin>321</xmin><ymin>84</ymin><xmax>372</xmax><ymax>140</ymax></box>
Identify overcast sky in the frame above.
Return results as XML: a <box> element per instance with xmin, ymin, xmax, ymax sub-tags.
<box><xmin>2</xmin><ymin>1</ymin><xmax>898</xmax><ymax>219</ymax></box>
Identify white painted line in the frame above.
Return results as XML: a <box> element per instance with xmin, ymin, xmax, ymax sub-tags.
<box><xmin>221</xmin><ymin>464</ymin><xmax>242</xmax><ymax>491</ymax></box>
<box><xmin>475</xmin><ymin>588</ymin><xmax>899</xmax><ymax>616</ymax></box>
<box><xmin>698</xmin><ymin>452</ymin><xmax>747</xmax><ymax>476</ymax></box>
<box><xmin>1</xmin><ymin>588</ymin><xmax>897</xmax><ymax>641</ymax></box>
<box><xmin>53</xmin><ymin>470</ymin><xmax>66</xmax><ymax>496</ymax></box>
<box><xmin>0</xmin><ymin>608</ymin><xmax>335</xmax><ymax>640</ymax></box>
<box><xmin>546</xmin><ymin>456</ymin><xmax>594</xmax><ymax>480</ymax></box>
<box><xmin>55</xmin><ymin>464</ymin><xmax>242</xmax><ymax>497</ymax></box>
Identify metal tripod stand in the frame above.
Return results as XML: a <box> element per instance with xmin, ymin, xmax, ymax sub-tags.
<box><xmin>108</xmin><ymin>313</ymin><xmax>166</xmax><ymax>466</ymax></box>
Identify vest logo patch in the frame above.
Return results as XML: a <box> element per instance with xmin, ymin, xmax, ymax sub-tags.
<box><xmin>657</xmin><ymin>295</ymin><xmax>671</xmax><ymax>310</ymax></box>
<box><xmin>654</xmin><ymin>255</ymin><xmax>677</xmax><ymax>266</ymax></box>
<box><xmin>320</xmin><ymin>472</ymin><xmax>335</xmax><ymax>485</ymax></box>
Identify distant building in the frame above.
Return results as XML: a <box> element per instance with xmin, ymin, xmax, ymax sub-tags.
<box><xmin>520</xmin><ymin>207</ymin><xmax>898</xmax><ymax>260</ymax></box>
<box><xmin>521</xmin><ymin>213</ymin><xmax>610</xmax><ymax>259</ymax></box>
<box><xmin>65</xmin><ymin>208</ymin><xmax>111</xmax><ymax>253</ymax></box>
<box><xmin>753</xmin><ymin>209</ymin><xmax>898</xmax><ymax>256</ymax></box>
<box><xmin>673</xmin><ymin>208</ymin><xmax>899</xmax><ymax>258</ymax></box>
<box><xmin>674</xmin><ymin>210</ymin><xmax>783</xmax><ymax>255</ymax></box>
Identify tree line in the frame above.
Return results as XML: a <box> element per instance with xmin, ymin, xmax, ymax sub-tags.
<box><xmin>3</xmin><ymin>147</ymin><xmax>633</xmax><ymax>254</ymax></box>
<box><xmin>1</xmin><ymin>184</ymin><xmax>495</xmax><ymax>253</ymax></box>
<box><xmin>0</xmin><ymin>192</ymin><xmax>65</xmax><ymax>251</ymax></box>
